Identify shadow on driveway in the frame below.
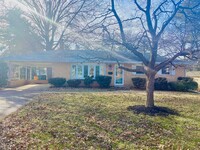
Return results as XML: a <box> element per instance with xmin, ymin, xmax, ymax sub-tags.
<box><xmin>0</xmin><ymin>84</ymin><xmax>50</xmax><ymax>120</ymax></box>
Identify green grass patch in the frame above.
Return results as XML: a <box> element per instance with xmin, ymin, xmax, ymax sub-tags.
<box><xmin>0</xmin><ymin>91</ymin><xmax>200</xmax><ymax>149</ymax></box>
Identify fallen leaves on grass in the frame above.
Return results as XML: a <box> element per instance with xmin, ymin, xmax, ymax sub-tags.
<box><xmin>0</xmin><ymin>92</ymin><xmax>200</xmax><ymax>149</ymax></box>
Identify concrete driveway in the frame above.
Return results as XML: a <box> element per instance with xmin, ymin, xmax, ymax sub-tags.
<box><xmin>0</xmin><ymin>84</ymin><xmax>50</xmax><ymax>120</ymax></box>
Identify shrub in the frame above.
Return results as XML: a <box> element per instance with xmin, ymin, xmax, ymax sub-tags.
<box><xmin>154</xmin><ymin>77</ymin><xmax>168</xmax><ymax>91</ymax></box>
<box><xmin>0</xmin><ymin>62</ymin><xmax>8</xmax><ymax>87</ymax></box>
<box><xmin>186</xmin><ymin>81</ymin><xmax>198</xmax><ymax>91</ymax></box>
<box><xmin>67</xmin><ymin>79</ymin><xmax>81</xmax><ymax>87</ymax></box>
<box><xmin>96</xmin><ymin>75</ymin><xmax>112</xmax><ymax>88</ymax></box>
<box><xmin>177</xmin><ymin>77</ymin><xmax>198</xmax><ymax>91</ymax></box>
<box><xmin>168</xmin><ymin>81</ymin><xmax>198</xmax><ymax>92</ymax></box>
<box><xmin>48</xmin><ymin>78</ymin><xmax>66</xmax><ymax>87</ymax></box>
<box><xmin>177</xmin><ymin>77</ymin><xmax>193</xmax><ymax>82</ymax></box>
<box><xmin>84</xmin><ymin>76</ymin><xmax>94</xmax><ymax>87</ymax></box>
<box><xmin>132</xmin><ymin>78</ymin><xmax>146</xmax><ymax>90</ymax></box>
<box><xmin>168</xmin><ymin>81</ymin><xmax>187</xmax><ymax>92</ymax></box>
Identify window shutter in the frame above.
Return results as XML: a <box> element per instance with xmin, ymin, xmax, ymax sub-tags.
<box><xmin>96</xmin><ymin>66</ymin><xmax>100</xmax><ymax>77</ymax></box>
<box><xmin>84</xmin><ymin>65</ymin><xmax>88</xmax><ymax>78</ymax></box>
<box><xmin>47</xmin><ymin>67</ymin><xmax>52</xmax><ymax>79</ymax></box>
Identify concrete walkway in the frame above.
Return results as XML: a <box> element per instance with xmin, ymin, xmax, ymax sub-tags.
<box><xmin>0</xmin><ymin>84</ymin><xmax>50</xmax><ymax>120</ymax></box>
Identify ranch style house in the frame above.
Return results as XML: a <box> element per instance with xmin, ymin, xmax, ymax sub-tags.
<box><xmin>2</xmin><ymin>50</ymin><xmax>187</xmax><ymax>88</ymax></box>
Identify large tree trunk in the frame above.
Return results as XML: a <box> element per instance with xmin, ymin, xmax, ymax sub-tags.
<box><xmin>146</xmin><ymin>73</ymin><xmax>156</xmax><ymax>108</ymax></box>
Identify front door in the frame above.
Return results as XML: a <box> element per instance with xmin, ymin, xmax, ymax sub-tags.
<box><xmin>114</xmin><ymin>65</ymin><xmax>124</xmax><ymax>86</ymax></box>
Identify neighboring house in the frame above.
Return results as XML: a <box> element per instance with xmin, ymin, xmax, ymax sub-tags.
<box><xmin>2</xmin><ymin>50</ymin><xmax>187</xmax><ymax>88</ymax></box>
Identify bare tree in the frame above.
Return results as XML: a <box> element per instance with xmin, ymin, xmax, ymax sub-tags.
<box><xmin>19</xmin><ymin>0</ymin><xmax>89</xmax><ymax>50</ymax></box>
<box><xmin>85</xmin><ymin>0</ymin><xmax>200</xmax><ymax>108</ymax></box>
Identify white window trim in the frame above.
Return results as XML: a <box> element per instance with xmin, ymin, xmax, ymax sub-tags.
<box><xmin>160</xmin><ymin>66</ymin><xmax>176</xmax><ymax>76</ymax></box>
<box><xmin>70</xmin><ymin>63</ymin><xmax>105</xmax><ymax>79</ymax></box>
<box><xmin>71</xmin><ymin>65</ymin><xmax>77</xmax><ymax>79</ymax></box>
<box><xmin>12</xmin><ymin>65</ymin><xmax>20</xmax><ymax>80</ymax></box>
<box><xmin>76</xmin><ymin>65</ymin><xmax>84</xmax><ymax>79</ymax></box>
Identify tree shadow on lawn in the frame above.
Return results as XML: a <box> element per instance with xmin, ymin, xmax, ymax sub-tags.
<box><xmin>127</xmin><ymin>105</ymin><xmax>179</xmax><ymax>117</ymax></box>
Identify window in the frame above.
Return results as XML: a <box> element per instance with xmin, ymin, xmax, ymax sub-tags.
<box><xmin>37</xmin><ymin>68</ymin><xmax>47</xmax><ymax>80</ymax></box>
<box><xmin>136</xmin><ymin>66</ymin><xmax>144</xmax><ymax>75</ymax></box>
<box><xmin>132</xmin><ymin>65</ymin><xmax>144</xmax><ymax>75</ymax></box>
<box><xmin>71</xmin><ymin>65</ymin><xmax>76</xmax><ymax>79</ymax></box>
<box><xmin>162</xmin><ymin>66</ymin><xmax>170</xmax><ymax>74</ymax></box>
<box><xmin>89</xmin><ymin>65</ymin><xmax>95</xmax><ymax>77</ymax></box>
<box><xmin>12</xmin><ymin>65</ymin><xmax>20</xmax><ymax>79</ymax></box>
<box><xmin>161</xmin><ymin>66</ymin><xmax>176</xmax><ymax>75</ymax></box>
<box><xmin>77</xmin><ymin>65</ymin><xmax>83</xmax><ymax>79</ymax></box>
<box><xmin>71</xmin><ymin>64</ymin><xmax>103</xmax><ymax>79</ymax></box>
<box><xmin>11</xmin><ymin>66</ymin><xmax>51</xmax><ymax>81</ymax></box>
<box><xmin>31</xmin><ymin>67</ymin><xmax>37</xmax><ymax>80</ymax></box>
<box><xmin>20</xmin><ymin>67</ymin><xmax>26</xmax><ymax>80</ymax></box>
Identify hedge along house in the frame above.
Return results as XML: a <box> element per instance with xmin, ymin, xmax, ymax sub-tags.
<box><xmin>2</xmin><ymin>50</ymin><xmax>187</xmax><ymax>88</ymax></box>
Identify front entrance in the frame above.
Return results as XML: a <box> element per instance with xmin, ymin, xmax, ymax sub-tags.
<box><xmin>114</xmin><ymin>65</ymin><xmax>124</xmax><ymax>86</ymax></box>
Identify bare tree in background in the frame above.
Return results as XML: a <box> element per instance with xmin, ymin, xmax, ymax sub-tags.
<box><xmin>85</xmin><ymin>0</ymin><xmax>200</xmax><ymax>108</ymax></box>
<box><xmin>20</xmin><ymin>0</ymin><xmax>89</xmax><ymax>50</ymax></box>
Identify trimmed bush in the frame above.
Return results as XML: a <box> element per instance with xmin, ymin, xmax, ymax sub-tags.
<box><xmin>84</xmin><ymin>76</ymin><xmax>94</xmax><ymax>87</ymax></box>
<box><xmin>168</xmin><ymin>81</ymin><xmax>198</xmax><ymax>92</ymax></box>
<box><xmin>177</xmin><ymin>77</ymin><xmax>198</xmax><ymax>91</ymax></box>
<box><xmin>154</xmin><ymin>77</ymin><xmax>168</xmax><ymax>91</ymax></box>
<box><xmin>0</xmin><ymin>62</ymin><xmax>8</xmax><ymax>87</ymax></box>
<box><xmin>168</xmin><ymin>81</ymin><xmax>187</xmax><ymax>92</ymax></box>
<box><xmin>48</xmin><ymin>78</ymin><xmax>66</xmax><ymax>87</ymax></box>
<box><xmin>177</xmin><ymin>77</ymin><xmax>193</xmax><ymax>82</ymax></box>
<box><xmin>132</xmin><ymin>78</ymin><xmax>146</xmax><ymax>90</ymax></box>
<box><xmin>67</xmin><ymin>79</ymin><xmax>81</xmax><ymax>87</ymax></box>
<box><xmin>96</xmin><ymin>75</ymin><xmax>112</xmax><ymax>88</ymax></box>
<box><xmin>186</xmin><ymin>81</ymin><xmax>198</xmax><ymax>91</ymax></box>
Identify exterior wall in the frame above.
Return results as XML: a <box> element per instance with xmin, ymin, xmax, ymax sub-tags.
<box><xmin>126</xmin><ymin>64</ymin><xmax>185</xmax><ymax>87</ymax></box>
<box><xmin>51</xmin><ymin>63</ymin><xmax>70</xmax><ymax>79</ymax></box>
<box><xmin>7</xmin><ymin>62</ymin><xmax>69</xmax><ymax>88</ymax></box>
<box><xmin>7</xmin><ymin>61</ymin><xmax>186</xmax><ymax>88</ymax></box>
<box><xmin>104</xmin><ymin>63</ymin><xmax>186</xmax><ymax>88</ymax></box>
<box><xmin>156</xmin><ymin>66</ymin><xmax>185</xmax><ymax>82</ymax></box>
<box><xmin>124</xmin><ymin>64</ymin><xmax>134</xmax><ymax>87</ymax></box>
<box><xmin>8</xmin><ymin>80</ymin><xmax>29</xmax><ymax>88</ymax></box>
<box><xmin>105</xmin><ymin>64</ymin><xmax>115</xmax><ymax>86</ymax></box>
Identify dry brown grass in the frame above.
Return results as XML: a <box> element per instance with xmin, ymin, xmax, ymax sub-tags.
<box><xmin>0</xmin><ymin>91</ymin><xmax>200</xmax><ymax>149</ymax></box>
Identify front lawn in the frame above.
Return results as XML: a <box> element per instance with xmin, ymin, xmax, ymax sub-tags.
<box><xmin>0</xmin><ymin>91</ymin><xmax>200</xmax><ymax>149</ymax></box>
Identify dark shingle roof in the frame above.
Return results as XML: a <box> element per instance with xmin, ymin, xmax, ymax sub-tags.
<box><xmin>1</xmin><ymin>49</ymin><xmax>186</xmax><ymax>64</ymax></box>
